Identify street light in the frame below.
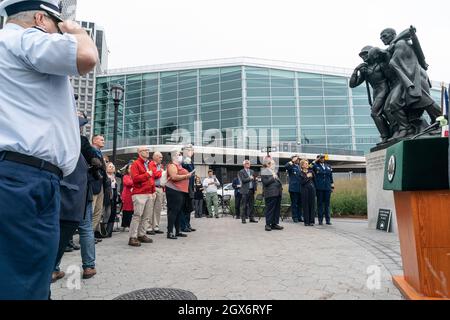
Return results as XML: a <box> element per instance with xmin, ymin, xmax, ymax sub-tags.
<box><xmin>110</xmin><ymin>84</ymin><xmax>124</xmax><ymax>164</ymax></box>
<box><xmin>262</xmin><ymin>146</ymin><xmax>277</xmax><ymax>158</ymax></box>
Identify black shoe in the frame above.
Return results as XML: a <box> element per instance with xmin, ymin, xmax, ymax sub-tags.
<box><xmin>242</xmin><ymin>220</ymin><xmax>247</xmax><ymax>224</ymax></box>
<box><xmin>94</xmin><ymin>231</ymin><xmax>106</xmax><ymax>239</ymax></box>
<box><xmin>271</xmin><ymin>225</ymin><xmax>284</xmax><ymax>231</ymax></box>
<box><xmin>235</xmin><ymin>216</ymin><xmax>241</xmax><ymax>220</ymax></box>
<box><xmin>176</xmin><ymin>233</ymin><xmax>188</xmax><ymax>238</ymax></box>
<box><xmin>326</xmin><ymin>222</ymin><xmax>333</xmax><ymax>226</ymax></box>
<box><xmin>305</xmin><ymin>224</ymin><xmax>310</xmax><ymax>227</ymax></box>
<box><xmin>64</xmin><ymin>246</ymin><xmax>74</xmax><ymax>253</ymax></box>
<box><xmin>167</xmin><ymin>233</ymin><xmax>177</xmax><ymax>240</ymax></box>
<box><xmin>181</xmin><ymin>229</ymin><xmax>191</xmax><ymax>233</ymax></box>
<box><xmin>293</xmin><ymin>219</ymin><xmax>299</xmax><ymax>223</ymax></box>
<box><xmin>189</xmin><ymin>228</ymin><xmax>196</xmax><ymax>232</ymax></box>
<box><xmin>154</xmin><ymin>230</ymin><xmax>164</xmax><ymax>234</ymax></box>
<box><xmin>299</xmin><ymin>219</ymin><xmax>305</xmax><ymax>223</ymax></box>
<box><xmin>69</xmin><ymin>241</ymin><xmax>80</xmax><ymax>251</ymax></box>
<box><xmin>250</xmin><ymin>219</ymin><xmax>258</xmax><ymax>223</ymax></box>
<box><xmin>319</xmin><ymin>222</ymin><xmax>324</xmax><ymax>226</ymax></box>
<box><xmin>94</xmin><ymin>239</ymin><xmax>102</xmax><ymax>244</ymax></box>
<box><xmin>146</xmin><ymin>231</ymin><xmax>156</xmax><ymax>236</ymax></box>
<box><xmin>265</xmin><ymin>225</ymin><xmax>272</xmax><ymax>232</ymax></box>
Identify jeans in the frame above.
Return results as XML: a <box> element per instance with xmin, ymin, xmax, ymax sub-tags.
<box><xmin>193</xmin><ymin>199</ymin><xmax>204</xmax><ymax>217</ymax></box>
<box><xmin>0</xmin><ymin>159</ymin><xmax>60</xmax><ymax>300</ymax></box>
<box><xmin>78</xmin><ymin>202</ymin><xmax>96</xmax><ymax>270</ymax></box>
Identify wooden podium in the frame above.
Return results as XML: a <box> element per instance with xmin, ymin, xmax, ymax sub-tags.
<box><xmin>384</xmin><ymin>138</ymin><xmax>450</xmax><ymax>300</ymax></box>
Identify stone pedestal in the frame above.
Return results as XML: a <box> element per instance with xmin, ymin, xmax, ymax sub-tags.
<box><xmin>366</xmin><ymin>149</ymin><xmax>397</xmax><ymax>234</ymax></box>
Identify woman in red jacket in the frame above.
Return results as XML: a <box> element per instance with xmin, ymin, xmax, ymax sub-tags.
<box><xmin>121</xmin><ymin>163</ymin><xmax>134</xmax><ymax>231</ymax></box>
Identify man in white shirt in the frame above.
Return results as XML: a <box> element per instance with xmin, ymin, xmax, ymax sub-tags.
<box><xmin>0</xmin><ymin>0</ymin><xmax>97</xmax><ymax>300</ymax></box>
<box><xmin>203</xmin><ymin>170</ymin><xmax>221</xmax><ymax>218</ymax></box>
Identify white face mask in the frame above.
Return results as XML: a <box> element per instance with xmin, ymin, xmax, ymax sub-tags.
<box><xmin>177</xmin><ymin>156</ymin><xmax>183</xmax><ymax>163</ymax></box>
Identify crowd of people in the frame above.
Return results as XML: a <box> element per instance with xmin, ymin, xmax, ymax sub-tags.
<box><xmin>231</xmin><ymin>155</ymin><xmax>334</xmax><ymax>232</ymax></box>
<box><xmin>0</xmin><ymin>0</ymin><xmax>337</xmax><ymax>300</ymax></box>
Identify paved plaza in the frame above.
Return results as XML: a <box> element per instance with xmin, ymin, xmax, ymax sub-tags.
<box><xmin>51</xmin><ymin>216</ymin><xmax>404</xmax><ymax>300</ymax></box>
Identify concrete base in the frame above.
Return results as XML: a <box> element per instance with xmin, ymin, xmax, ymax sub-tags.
<box><xmin>366</xmin><ymin>149</ymin><xmax>397</xmax><ymax>234</ymax></box>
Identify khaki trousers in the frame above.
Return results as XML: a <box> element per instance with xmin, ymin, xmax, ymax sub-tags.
<box><xmin>92</xmin><ymin>187</ymin><xmax>104</xmax><ymax>231</ymax></box>
<box><xmin>147</xmin><ymin>187</ymin><xmax>164</xmax><ymax>231</ymax></box>
<box><xmin>129</xmin><ymin>194</ymin><xmax>156</xmax><ymax>239</ymax></box>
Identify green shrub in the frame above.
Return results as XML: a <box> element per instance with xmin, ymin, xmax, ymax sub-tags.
<box><xmin>330</xmin><ymin>178</ymin><xmax>367</xmax><ymax>216</ymax></box>
<box><xmin>227</xmin><ymin>178</ymin><xmax>368</xmax><ymax>217</ymax></box>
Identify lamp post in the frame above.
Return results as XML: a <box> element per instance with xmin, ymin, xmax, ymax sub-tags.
<box><xmin>262</xmin><ymin>146</ymin><xmax>277</xmax><ymax>158</ymax></box>
<box><xmin>110</xmin><ymin>84</ymin><xmax>124</xmax><ymax>164</ymax></box>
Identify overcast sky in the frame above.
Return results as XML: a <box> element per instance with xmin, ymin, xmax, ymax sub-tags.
<box><xmin>77</xmin><ymin>0</ymin><xmax>449</xmax><ymax>82</ymax></box>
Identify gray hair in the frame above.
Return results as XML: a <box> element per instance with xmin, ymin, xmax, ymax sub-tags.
<box><xmin>7</xmin><ymin>10</ymin><xmax>44</xmax><ymax>23</ymax></box>
<box><xmin>262</xmin><ymin>158</ymin><xmax>273</xmax><ymax>168</ymax></box>
<box><xmin>170</xmin><ymin>150</ymin><xmax>182</xmax><ymax>162</ymax></box>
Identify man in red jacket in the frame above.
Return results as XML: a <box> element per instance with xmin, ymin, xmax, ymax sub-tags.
<box><xmin>128</xmin><ymin>147</ymin><xmax>156</xmax><ymax>247</ymax></box>
<box><xmin>146</xmin><ymin>151</ymin><xmax>165</xmax><ymax>235</ymax></box>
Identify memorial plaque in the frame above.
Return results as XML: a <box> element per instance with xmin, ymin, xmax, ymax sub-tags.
<box><xmin>376</xmin><ymin>209</ymin><xmax>392</xmax><ymax>232</ymax></box>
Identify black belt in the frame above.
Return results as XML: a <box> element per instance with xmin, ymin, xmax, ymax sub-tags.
<box><xmin>0</xmin><ymin>151</ymin><xmax>63</xmax><ymax>179</ymax></box>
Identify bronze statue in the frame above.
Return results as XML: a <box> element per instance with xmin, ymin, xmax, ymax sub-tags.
<box><xmin>350</xmin><ymin>46</ymin><xmax>394</xmax><ymax>144</ymax></box>
<box><xmin>350</xmin><ymin>26</ymin><xmax>443</xmax><ymax>146</ymax></box>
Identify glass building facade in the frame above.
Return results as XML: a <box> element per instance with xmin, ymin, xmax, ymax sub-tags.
<box><xmin>94</xmin><ymin>59</ymin><xmax>441</xmax><ymax>155</ymax></box>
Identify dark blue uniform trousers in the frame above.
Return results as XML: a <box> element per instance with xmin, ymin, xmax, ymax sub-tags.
<box><xmin>316</xmin><ymin>190</ymin><xmax>332</xmax><ymax>224</ymax></box>
<box><xmin>0</xmin><ymin>159</ymin><xmax>60</xmax><ymax>300</ymax></box>
<box><xmin>289</xmin><ymin>192</ymin><xmax>303</xmax><ymax>222</ymax></box>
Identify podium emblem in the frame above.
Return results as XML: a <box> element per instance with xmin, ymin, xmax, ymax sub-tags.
<box><xmin>387</xmin><ymin>155</ymin><xmax>396</xmax><ymax>182</ymax></box>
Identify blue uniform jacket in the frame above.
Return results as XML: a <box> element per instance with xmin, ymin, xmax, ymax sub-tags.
<box><xmin>285</xmin><ymin>162</ymin><xmax>301</xmax><ymax>193</ymax></box>
<box><xmin>59</xmin><ymin>154</ymin><xmax>89</xmax><ymax>223</ymax></box>
<box><xmin>313</xmin><ymin>163</ymin><xmax>334</xmax><ymax>191</ymax></box>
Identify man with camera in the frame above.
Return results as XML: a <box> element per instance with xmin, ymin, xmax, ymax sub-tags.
<box><xmin>90</xmin><ymin>135</ymin><xmax>108</xmax><ymax>240</ymax></box>
<box><xmin>0</xmin><ymin>0</ymin><xmax>98</xmax><ymax>299</ymax></box>
<box><xmin>203</xmin><ymin>169</ymin><xmax>221</xmax><ymax>219</ymax></box>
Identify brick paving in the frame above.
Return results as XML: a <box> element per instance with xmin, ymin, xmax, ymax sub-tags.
<box><xmin>51</xmin><ymin>216</ymin><xmax>404</xmax><ymax>300</ymax></box>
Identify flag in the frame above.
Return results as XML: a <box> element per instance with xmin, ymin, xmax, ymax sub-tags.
<box><xmin>444</xmin><ymin>86</ymin><xmax>449</xmax><ymax>116</ymax></box>
<box><xmin>442</xmin><ymin>85</ymin><xmax>449</xmax><ymax>138</ymax></box>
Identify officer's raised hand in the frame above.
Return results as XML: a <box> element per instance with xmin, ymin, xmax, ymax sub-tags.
<box><xmin>58</xmin><ymin>20</ymin><xmax>87</xmax><ymax>35</ymax></box>
<box><xmin>57</xmin><ymin>20</ymin><xmax>98</xmax><ymax>75</ymax></box>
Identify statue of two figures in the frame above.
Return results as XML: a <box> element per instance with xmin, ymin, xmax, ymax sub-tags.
<box><xmin>350</xmin><ymin>27</ymin><xmax>442</xmax><ymax>146</ymax></box>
